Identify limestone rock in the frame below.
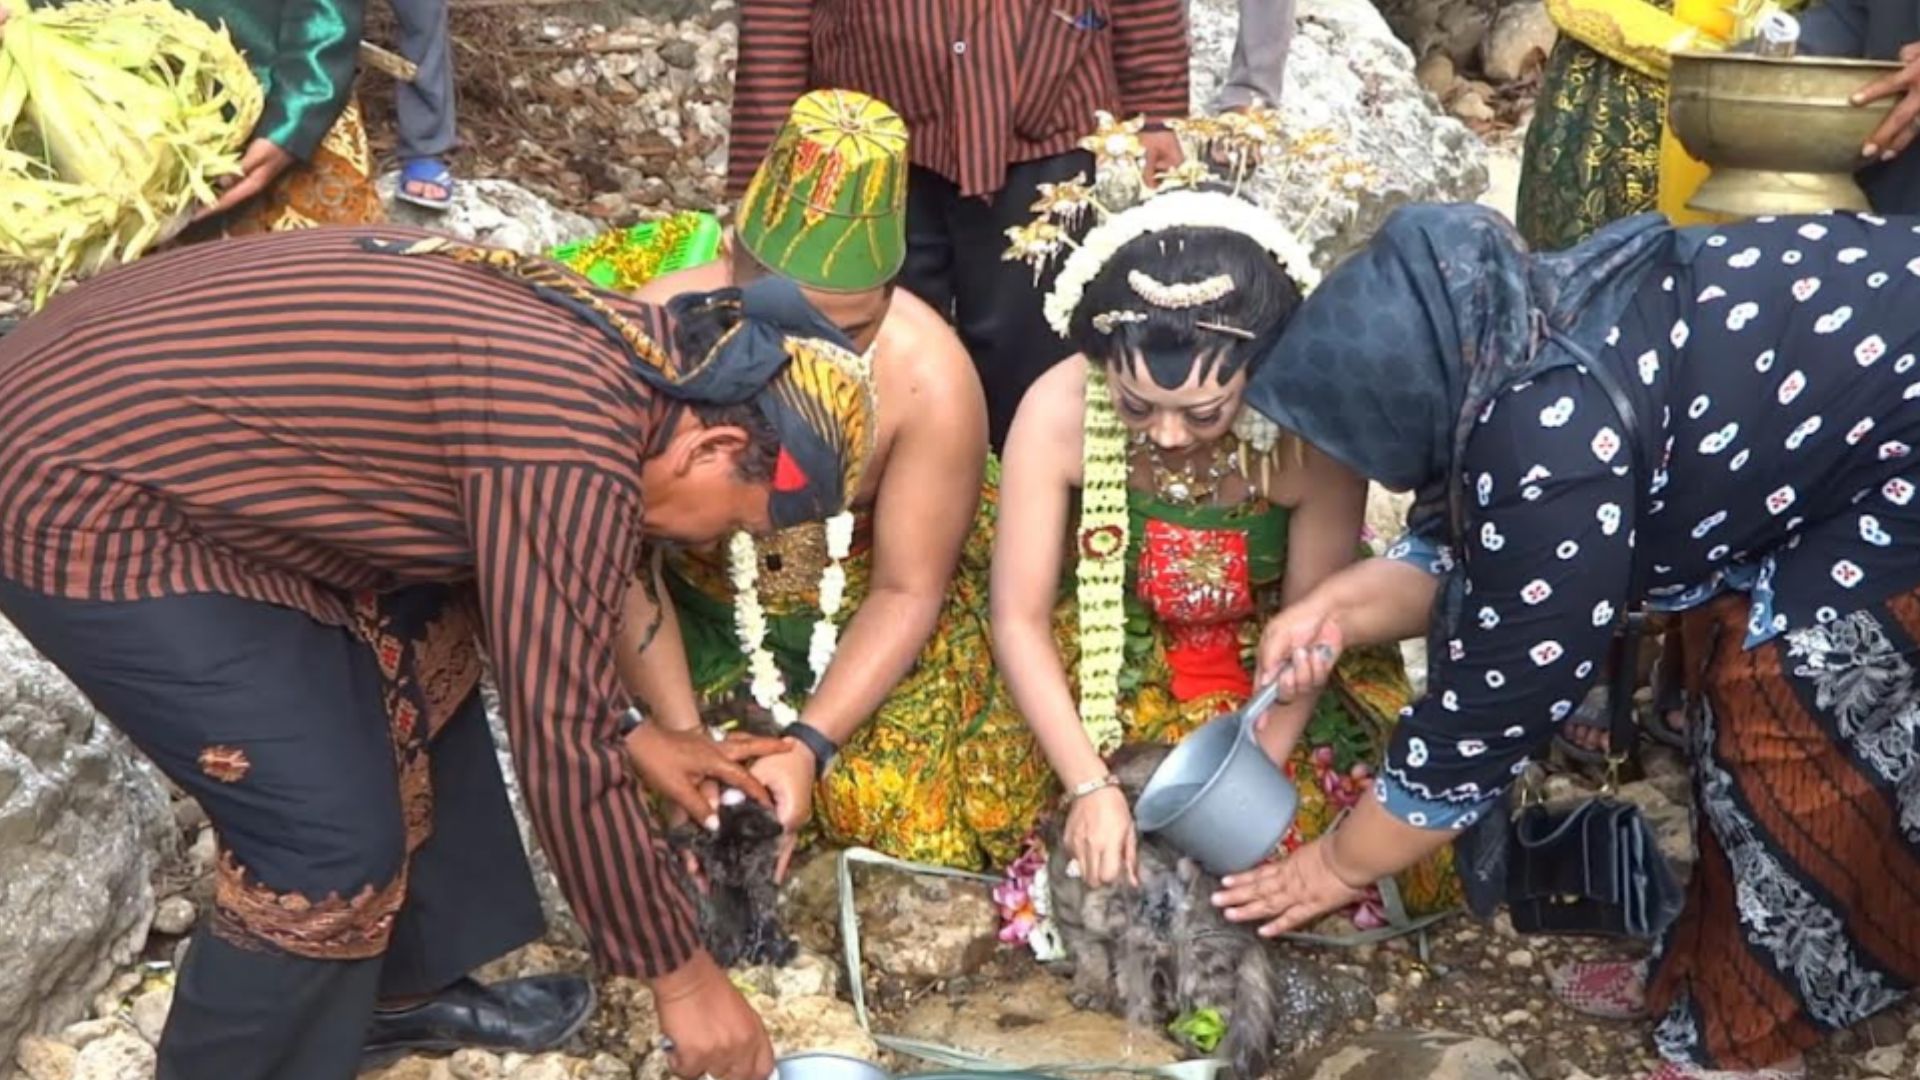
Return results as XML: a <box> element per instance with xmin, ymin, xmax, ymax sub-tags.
<box><xmin>1861</xmin><ymin>1046</ymin><xmax>1906</xmax><ymax>1075</ymax></box>
<box><xmin>151</xmin><ymin>896</ymin><xmax>196</xmax><ymax>938</ymax></box>
<box><xmin>450</xmin><ymin>1048</ymin><xmax>506</xmax><ymax>1080</ymax></box>
<box><xmin>1293</xmin><ymin>1029</ymin><xmax>1531</xmax><ymax>1079</ymax></box>
<box><xmin>1483</xmin><ymin>1</ymin><xmax>1557</xmax><ymax>82</ymax></box>
<box><xmin>378</xmin><ymin>176</ymin><xmax>599</xmax><ymax>258</ymax></box>
<box><xmin>786</xmin><ymin>856</ymin><xmax>997</xmax><ymax>981</ymax></box>
<box><xmin>0</xmin><ymin>615</ymin><xmax>174</xmax><ymax>1070</ymax></box>
<box><xmin>584</xmin><ymin>1053</ymin><xmax>633</xmax><ymax>1080</ymax></box>
<box><xmin>364</xmin><ymin>1056</ymin><xmax>455</xmax><ymax>1080</ymax></box>
<box><xmin>506</xmin><ymin>1054</ymin><xmax>575</xmax><ymax>1080</ymax></box>
<box><xmin>1189</xmin><ymin>0</ymin><xmax>1487</xmax><ymax>278</ymax></box>
<box><xmin>893</xmin><ymin>972</ymin><xmax>1181</xmax><ymax>1071</ymax></box>
<box><xmin>68</xmin><ymin>1031</ymin><xmax>154</xmax><ymax>1080</ymax></box>
<box><xmin>749</xmin><ymin>990</ymin><xmax>877</xmax><ymax>1062</ymax></box>
<box><xmin>15</xmin><ymin>1036</ymin><xmax>78</xmax><ymax>1080</ymax></box>
<box><xmin>129</xmin><ymin>984</ymin><xmax>172</xmax><ymax>1046</ymax></box>
<box><xmin>731</xmin><ymin>949</ymin><xmax>841</xmax><ymax>1000</ymax></box>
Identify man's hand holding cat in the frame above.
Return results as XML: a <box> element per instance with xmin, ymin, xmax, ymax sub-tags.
<box><xmin>626</xmin><ymin>724</ymin><xmax>786</xmax><ymax>829</ymax></box>
<box><xmin>1211</xmin><ymin>835</ymin><xmax>1368</xmax><ymax>937</ymax></box>
<box><xmin>749</xmin><ymin>743</ymin><xmax>815</xmax><ymax>881</ymax></box>
<box><xmin>1065</xmin><ymin>784</ymin><xmax>1139</xmax><ymax>888</ymax></box>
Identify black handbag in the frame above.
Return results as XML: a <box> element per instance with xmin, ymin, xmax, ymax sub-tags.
<box><xmin>1447</xmin><ymin>335</ymin><xmax>1685</xmax><ymax>941</ymax></box>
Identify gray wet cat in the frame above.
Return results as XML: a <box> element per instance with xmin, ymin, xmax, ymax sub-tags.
<box><xmin>1042</xmin><ymin>743</ymin><xmax>1372</xmax><ymax>1078</ymax></box>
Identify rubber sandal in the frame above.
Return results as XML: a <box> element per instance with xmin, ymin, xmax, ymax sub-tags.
<box><xmin>1644</xmin><ymin>1058</ymin><xmax>1807</xmax><ymax>1079</ymax></box>
<box><xmin>397</xmin><ymin>157</ymin><xmax>455</xmax><ymax>211</ymax></box>
<box><xmin>1552</xmin><ymin>683</ymin><xmax>1614</xmax><ymax>764</ymax></box>
<box><xmin>1549</xmin><ymin>958</ymin><xmax>1649</xmax><ymax>1019</ymax></box>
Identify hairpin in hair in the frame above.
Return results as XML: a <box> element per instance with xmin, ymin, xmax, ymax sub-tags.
<box><xmin>1091</xmin><ymin>309</ymin><xmax>1149</xmax><ymax>334</ymax></box>
<box><xmin>1195</xmin><ymin>320</ymin><xmax>1255</xmax><ymax>340</ymax></box>
<box><xmin>1128</xmin><ymin>270</ymin><xmax>1235</xmax><ymax>310</ymax></box>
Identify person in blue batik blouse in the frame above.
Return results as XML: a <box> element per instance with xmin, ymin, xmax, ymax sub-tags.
<box><xmin>1214</xmin><ymin>203</ymin><xmax>1920</xmax><ymax>1079</ymax></box>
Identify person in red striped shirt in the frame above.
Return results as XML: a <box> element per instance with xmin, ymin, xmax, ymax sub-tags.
<box><xmin>0</xmin><ymin>229</ymin><xmax>876</xmax><ymax>1080</ymax></box>
<box><xmin>728</xmin><ymin>0</ymin><xmax>1191</xmax><ymax>450</ymax></box>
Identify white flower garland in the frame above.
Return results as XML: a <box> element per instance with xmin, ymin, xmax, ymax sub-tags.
<box><xmin>728</xmin><ymin>511</ymin><xmax>856</xmax><ymax>728</ymax></box>
<box><xmin>1041</xmin><ymin>189</ymin><xmax>1322</xmax><ymax>338</ymax></box>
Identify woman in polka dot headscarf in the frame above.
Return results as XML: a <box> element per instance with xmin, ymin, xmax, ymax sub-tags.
<box><xmin>1213</xmin><ymin>202</ymin><xmax>1920</xmax><ymax>1079</ymax></box>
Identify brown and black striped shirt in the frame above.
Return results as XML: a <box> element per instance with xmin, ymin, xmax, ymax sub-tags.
<box><xmin>0</xmin><ymin>227</ymin><xmax>700</xmax><ymax>979</ymax></box>
<box><xmin>728</xmin><ymin>0</ymin><xmax>1191</xmax><ymax>199</ymax></box>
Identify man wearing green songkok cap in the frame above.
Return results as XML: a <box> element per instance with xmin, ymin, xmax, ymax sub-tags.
<box><xmin>616</xmin><ymin>89</ymin><xmax>1006</xmax><ymax>876</ymax></box>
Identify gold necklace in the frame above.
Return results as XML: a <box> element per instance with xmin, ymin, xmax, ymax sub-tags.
<box><xmin>1135</xmin><ymin>433</ymin><xmax>1237</xmax><ymax>506</ymax></box>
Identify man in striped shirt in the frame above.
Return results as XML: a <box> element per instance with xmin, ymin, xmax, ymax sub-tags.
<box><xmin>727</xmin><ymin>0</ymin><xmax>1191</xmax><ymax>449</ymax></box>
<box><xmin>0</xmin><ymin>227</ymin><xmax>876</xmax><ymax>1080</ymax></box>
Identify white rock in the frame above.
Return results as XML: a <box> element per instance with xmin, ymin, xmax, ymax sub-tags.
<box><xmin>129</xmin><ymin>984</ymin><xmax>173</xmax><ymax>1046</ymax></box>
<box><xmin>449</xmin><ymin>1048</ymin><xmax>505</xmax><ymax>1080</ymax></box>
<box><xmin>377</xmin><ymin>177</ymin><xmax>600</xmax><ymax>258</ymax></box>
<box><xmin>1506</xmin><ymin>949</ymin><xmax>1535</xmax><ymax>968</ymax></box>
<box><xmin>1862</xmin><ymin>1046</ymin><xmax>1905</xmax><ymax>1075</ymax></box>
<box><xmin>1483</xmin><ymin>0</ymin><xmax>1557</xmax><ymax>82</ymax></box>
<box><xmin>186</xmin><ymin>826</ymin><xmax>218</xmax><ymax>877</ymax></box>
<box><xmin>57</xmin><ymin>1020</ymin><xmax>131</xmax><ymax>1051</ymax></box>
<box><xmin>585</xmin><ymin>1053</ymin><xmax>632</xmax><ymax>1080</ymax></box>
<box><xmin>16</xmin><ymin>1035</ymin><xmax>79</xmax><ymax>1080</ymax></box>
<box><xmin>506</xmin><ymin>1054</ymin><xmax>576</xmax><ymax>1080</ymax></box>
<box><xmin>1189</xmin><ymin>0</ymin><xmax>1487</xmax><ymax>270</ymax></box>
<box><xmin>0</xmin><ymin>616</ymin><xmax>174</xmax><ymax>1062</ymax></box>
<box><xmin>152</xmin><ymin>896</ymin><xmax>197</xmax><ymax>937</ymax></box>
<box><xmin>69</xmin><ymin>1031</ymin><xmax>154</xmax><ymax>1080</ymax></box>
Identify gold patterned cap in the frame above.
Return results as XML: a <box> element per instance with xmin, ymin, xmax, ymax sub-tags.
<box><xmin>736</xmin><ymin>89</ymin><xmax>909</xmax><ymax>293</ymax></box>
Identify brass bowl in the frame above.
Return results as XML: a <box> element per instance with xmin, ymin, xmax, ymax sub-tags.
<box><xmin>1668</xmin><ymin>51</ymin><xmax>1902</xmax><ymax>216</ymax></box>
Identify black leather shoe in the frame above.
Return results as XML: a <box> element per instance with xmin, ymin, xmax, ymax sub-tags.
<box><xmin>362</xmin><ymin>975</ymin><xmax>597</xmax><ymax>1061</ymax></box>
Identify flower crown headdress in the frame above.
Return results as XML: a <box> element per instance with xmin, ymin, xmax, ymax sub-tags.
<box><xmin>1002</xmin><ymin>108</ymin><xmax>1375</xmax><ymax>753</ymax></box>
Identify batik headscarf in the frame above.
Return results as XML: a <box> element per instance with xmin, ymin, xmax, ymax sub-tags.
<box><xmin>361</xmin><ymin>235</ymin><xmax>875</xmax><ymax>529</ymax></box>
<box><xmin>1243</xmin><ymin>203</ymin><xmax>1683</xmax><ymax>539</ymax></box>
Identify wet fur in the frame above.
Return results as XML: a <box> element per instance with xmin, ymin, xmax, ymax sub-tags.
<box><xmin>1043</xmin><ymin>744</ymin><xmax>1366</xmax><ymax>1078</ymax></box>
<box><xmin>665</xmin><ymin>702</ymin><xmax>797</xmax><ymax>968</ymax></box>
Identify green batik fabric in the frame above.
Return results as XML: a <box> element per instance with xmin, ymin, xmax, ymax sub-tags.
<box><xmin>1514</xmin><ymin>20</ymin><xmax>1669</xmax><ymax>253</ymax></box>
<box><xmin>182</xmin><ymin>0</ymin><xmax>362</xmax><ymax>161</ymax></box>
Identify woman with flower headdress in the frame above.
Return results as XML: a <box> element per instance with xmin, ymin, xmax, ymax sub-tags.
<box><xmin>988</xmin><ymin>115</ymin><xmax>1459</xmax><ymax>922</ymax></box>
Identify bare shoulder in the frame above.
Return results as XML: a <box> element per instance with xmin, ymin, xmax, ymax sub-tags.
<box><xmin>634</xmin><ymin>261</ymin><xmax>730</xmax><ymax>305</ymax></box>
<box><xmin>1254</xmin><ymin>436</ymin><xmax>1362</xmax><ymax>509</ymax></box>
<box><xmin>881</xmin><ymin>290</ymin><xmax>977</xmax><ymax>395</ymax></box>
<box><xmin>1003</xmin><ymin>355</ymin><xmax>1090</xmax><ymax>486</ymax></box>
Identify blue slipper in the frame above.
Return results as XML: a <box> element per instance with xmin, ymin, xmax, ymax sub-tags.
<box><xmin>397</xmin><ymin>157</ymin><xmax>455</xmax><ymax>211</ymax></box>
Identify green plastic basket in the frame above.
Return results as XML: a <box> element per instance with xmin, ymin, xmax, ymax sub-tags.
<box><xmin>548</xmin><ymin>210</ymin><xmax>724</xmax><ymax>290</ymax></box>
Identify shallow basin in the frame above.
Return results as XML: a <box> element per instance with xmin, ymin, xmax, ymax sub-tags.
<box><xmin>1668</xmin><ymin>51</ymin><xmax>1902</xmax><ymax>215</ymax></box>
<box><xmin>778</xmin><ymin>1053</ymin><xmax>892</xmax><ymax>1080</ymax></box>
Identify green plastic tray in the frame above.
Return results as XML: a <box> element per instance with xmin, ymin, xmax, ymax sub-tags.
<box><xmin>548</xmin><ymin>210</ymin><xmax>723</xmax><ymax>289</ymax></box>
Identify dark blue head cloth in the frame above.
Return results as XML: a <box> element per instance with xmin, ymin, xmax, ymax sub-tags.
<box><xmin>357</xmin><ymin>234</ymin><xmax>869</xmax><ymax>531</ymax></box>
<box><xmin>1244</xmin><ymin>204</ymin><xmax>1681</xmax><ymax>534</ymax></box>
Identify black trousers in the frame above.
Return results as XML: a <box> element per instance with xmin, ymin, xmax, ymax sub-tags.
<box><xmin>0</xmin><ymin>579</ymin><xmax>545</xmax><ymax>1080</ymax></box>
<box><xmin>901</xmin><ymin>150</ymin><xmax>1091</xmax><ymax>450</ymax></box>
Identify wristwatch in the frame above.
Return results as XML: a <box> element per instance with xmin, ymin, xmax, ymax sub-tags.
<box><xmin>784</xmin><ymin>720</ymin><xmax>839</xmax><ymax>780</ymax></box>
